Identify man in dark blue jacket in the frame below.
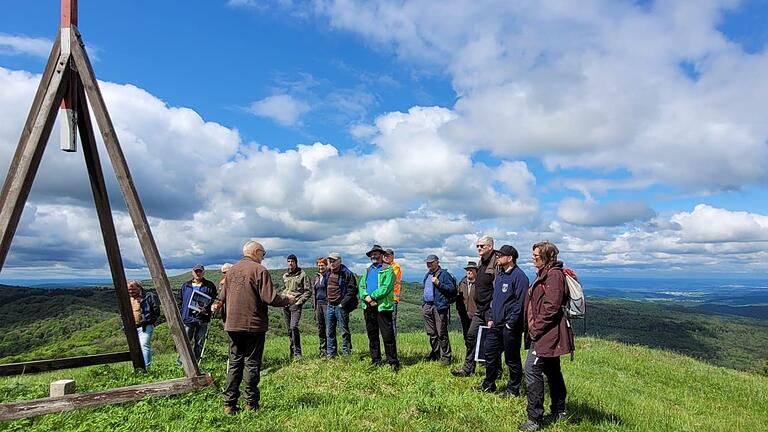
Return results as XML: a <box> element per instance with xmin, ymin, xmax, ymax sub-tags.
<box><xmin>176</xmin><ymin>264</ymin><xmax>218</xmax><ymax>366</ymax></box>
<box><xmin>422</xmin><ymin>254</ymin><xmax>458</xmax><ymax>365</ymax></box>
<box><xmin>325</xmin><ymin>252</ymin><xmax>358</xmax><ymax>357</ymax></box>
<box><xmin>479</xmin><ymin>245</ymin><xmax>529</xmax><ymax>397</ymax></box>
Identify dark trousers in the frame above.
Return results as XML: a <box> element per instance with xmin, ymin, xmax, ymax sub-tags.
<box><xmin>422</xmin><ymin>303</ymin><xmax>452</xmax><ymax>361</ymax></box>
<box><xmin>525</xmin><ymin>350</ymin><xmax>567</xmax><ymax>422</ymax></box>
<box><xmin>282</xmin><ymin>305</ymin><xmax>303</xmax><ymax>357</ymax></box>
<box><xmin>314</xmin><ymin>302</ymin><xmax>328</xmax><ymax>356</ymax></box>
<box><xmin>483</xmin><ymin>325</ymin><xmax>523</xmax><ymax>393</ymax></box>
<box><xmin>326</xmin><ymin>304</ymin><xmax>352</xmax><ymax>356</ymax></box>
<box><xmin>460</xmin><ymin>315</ymin><xmax>485</xmax><ymax>373</ymax></box>
<box><xmin>223</xmin><ymin>331</ymin><xmax>266</xmax><ymax>408</ymax></box>
<box><xmin>363</xmin><ymin>305</ymin><xmax>399</xmax><ymax>366</ymax></box>
<box><xmin>392</xmin><ymin>301</ymin><xmax>399</xmax><ymax>337</ymax></box>
<box><xmin>457</xmin><ymin>302</ymin><xmax>471</xmax><ymax>340</ymax></box>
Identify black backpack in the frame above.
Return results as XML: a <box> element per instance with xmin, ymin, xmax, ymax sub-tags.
<box><xmin>435</xmin><ymin>269</ymin><xmax>459</xmax><ymax>304</ymax></box>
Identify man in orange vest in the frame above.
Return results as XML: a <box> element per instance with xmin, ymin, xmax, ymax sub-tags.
<box><xmin>384</xmin><ymin>248</ymin><xmax>402</xmax><ymax>336</ymax></box>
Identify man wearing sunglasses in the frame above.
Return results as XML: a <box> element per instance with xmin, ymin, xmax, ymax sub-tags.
<box><xmin>452</xmin><ymin>235</ymin><xmax>499</xmax><ymax>377</ymax></box>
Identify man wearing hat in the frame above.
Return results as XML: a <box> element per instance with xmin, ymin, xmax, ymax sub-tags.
<box><xmin>478</xmin><ymin>245</ymin><xmax>529</xmax><ymax>397</ymax></box>
<box><xmin>326</xmin><ymin>252</ymin><xmax>357</xmax><ymax>357</ymax></box>
<box><xmin>422</xmin><ymin>254</ymin><xmax>458</xmax><ymax>365</ymax></box>
<box><xmin>176</xmin><ymin>263</ymin><xmax>218</xmax><ymax>366</ymax></box>
<box><xmin>383</xmin><ymin>248</ymin><xmax>402</xmax><ymax>336</ymax></box>
<box><xmin>358</xmin><ymin>244</ymin><xmax>400</xmax><ymax>369</ymax></box>
<box><xmin>282</xmin><ymin>254</ymin><xmax>312</xmax><ymax>360</ymax></box>
<box><xmin>452</xmin><ymin>260</ymin><xmax>478</xmax><ymax>376</ymax></box>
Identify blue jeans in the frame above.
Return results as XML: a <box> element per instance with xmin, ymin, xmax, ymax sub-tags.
<box><xmin>326</xmin><ymin>304</ymin><xmax>352</xmax><ymax>357</ymax></box>
<box><xmin>137</xmin><ymin>324</ymin><xmax>154</xmax><ymax>367</ymax></box>
<box><xmin>177</xmin><ymin>321</ymin><xmax>209</xmax><ymax>365</ymax></box>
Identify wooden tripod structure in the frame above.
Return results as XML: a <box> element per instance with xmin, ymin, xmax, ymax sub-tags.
<box><xmin>0</xmin><ymin>1</ymin><xmax>211</xmax><ymax>421</ymax></box>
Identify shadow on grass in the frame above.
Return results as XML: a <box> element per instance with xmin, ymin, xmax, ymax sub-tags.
<box><xmin>561</xmin><ymin>400</ymin><xmax>622</xmax><ymax>427</ymax></box>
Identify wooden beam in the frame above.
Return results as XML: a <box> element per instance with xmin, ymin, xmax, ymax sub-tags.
<box><xmin>76</xmin><ymin>80</ymin><xmax>145</xmax><ymax>370</ymax></box>
<box><xmin>69</xmin><ymin>27</ymin><xmax>200</xmax><ymax>378</ymax></box>
<box><xmin>61</xmin><ymin>0</ymin><xmax>78</xmax><ymax>28</ymax></box>
<box><xmin>0</xmin><ymin>41</ymin><xmax>70</xmax><ymax>271</ymax></box>
<box><xmin>0</xmin><ymin>352</ymin><xmax>131</xmax><ymax>377</ymax></box>
<box><xmin>0</xmin><ymin>374</ymin><xmax>212</xmax><ymax>421</ymax></box>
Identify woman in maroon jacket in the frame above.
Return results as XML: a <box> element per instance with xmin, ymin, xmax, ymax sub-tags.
<box><xmin>519</xmin><ymin>241</ymin><xmax>574</xmax><ymax>432</ymax></box>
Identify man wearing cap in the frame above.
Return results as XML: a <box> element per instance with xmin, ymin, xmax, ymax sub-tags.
<box><xmin>422</xmin><ymin>254</ymin><xmax>458</xmax><ymax>365</ymax></box>
<box><xmin>220</xmin><ymin>240</ymin><xmax>296</xmax><ymax>414</ymax></box>
<box><xmin>479</xmin><ymin>245</ymin><xmax>529</xmax><ymax>397</ymax></box>
<box><xmin>452</xmin><ymin>261</ymin><xmax>478</xmax><ymax>376</ymax></box>
<box><xmin>214</xmin><ymin>263</ymin><xmax>233</xmax><ymax>323</ymax></box>
<box><xmin>453</xmin><ymin>235</ymin><xmax>501</xmax><ymax>376</ymax></box>
<box><xmin>176</xmin><ymin>264</ymin><xmax>218</xmax><ymax>366</ymax></box>
<box><xmin>383</xmin><ymin>249</ymin><xmax>402</xmax><ymax>336</ymax></box>
<box><xmin>326</xmin><ymin>252</ymin><xmax>357</xmax><ymax>357</ymax></box>
<box><xmin>282</xmin><ymin>254</ymin><xmax>312</xmax><ymax>360</ymax></box>
<box><xmin>358</xmin><ymin>244</ymin><xmax>400</xmax><ymax>369</ymax></box>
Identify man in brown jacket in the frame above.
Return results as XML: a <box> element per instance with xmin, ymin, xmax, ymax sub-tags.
<box><xmin>451</xmin><ymin>261</ymin><xmax>478</xmax><ymax>377</ymax></box>
<box><xmin>217</xmin><ymin>240</ymin><xmax>296</xmax><ymax>415</ymax></box>
<box><xmin>519</xmin><ymin>241</ymin><xmax>574</xmax><ymax>431</ymax></box>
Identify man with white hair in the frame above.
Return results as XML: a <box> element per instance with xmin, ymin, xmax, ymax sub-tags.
<box><xmin>452</xmin><ymin>235</ymin><xmax>500</xmax><ymax>377</ymax></box>
<box><xmin>219</xmin><ymin>240</ymin><xmax>296</xmax><ymax>414</ymax></box>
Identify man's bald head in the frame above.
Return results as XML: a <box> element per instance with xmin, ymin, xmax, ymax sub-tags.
<box><xmin>243</xmin><ymin>240</ymin><xmax>266</xmax><ymax>262</ymax></box>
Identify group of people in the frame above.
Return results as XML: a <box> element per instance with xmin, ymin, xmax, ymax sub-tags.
<box><xmin>126</xmin><ymin>236</ymin><xmax>575</xmax><ymax>431</ymax></box>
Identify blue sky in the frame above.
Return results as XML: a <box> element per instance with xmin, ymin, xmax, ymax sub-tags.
<box><xmin>1</xmin><ymin>0</ymin><xmax>768</xmax><ymax>282</ymax></box>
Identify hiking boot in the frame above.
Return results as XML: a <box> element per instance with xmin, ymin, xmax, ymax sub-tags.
<box><xmin>499</xmin><ymin>389</ymin><xmax>520</xmax><ymax>398</ymax></box>
<box><xmin>518</xmin><ymin>420</ymin><xmax>540</xmax><ymax>431</ymax></box>
<box><xmin>223</xmin><ymin>406</ymin><xmax>239</xmax><ymax>416</ymax></box>
<box><xmin>244</xmin><ymin>403</ymin><xmax>259</xmax><ymax>411</ymax></box>
<box><xmin>440</xmin><ymin>358</ymin><xmax>452</xmax><ymax>366</ymax></box>
<box><xmin>451</xmin><ymin>368</ymin><xmax>471</xmax><ymax>377</ymax></box>
<box><xmin>391</xmin><ymin>362</ymin><xmax>402</xmax><ymax>372</ymax></box>
<box><xmin>371</xmin><ymin>360</ymin><xmax>382</xmax><ymax>367</ymax></box>
<box><xmin>545</xmin><ymin>411</ymin><xmax>567</xmax><ymax>423</ymax></box>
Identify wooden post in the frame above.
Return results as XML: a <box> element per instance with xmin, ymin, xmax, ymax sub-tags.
<box><xmin>61</xmin><ymin>0</ymin><xmax>78</xmax><ymax>28</ymax></box>
<box><xmin>0</xmin><ymin>39</ymin><xmax>69</xmax><ymax>270</ymax></box>
<box><xmin>0</xmin><ymin>375</ymin><xmax>212</xmax><ymax>421</ymax></box>
<box><xmin>0</xmin><ymin>352</ymin><xmax>132</xmax><ymax>376</ymax></box>
<box><xmin>76</xmin><ymin>80</ymin><xmax>145</xmax><ymax>370</ymax></box>
<box><xmin>69</xmin><ymin>28</ymin><xmax>201</xmax><ymax>378</ymax></box>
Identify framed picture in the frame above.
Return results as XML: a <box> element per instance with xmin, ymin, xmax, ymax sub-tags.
<box><xmin>188</xmin><ymin>289</ymin><xmax>212</xmax><ymax>313</ymax></box>
<box><xmin>474</xmin><ymin>325</ymin><xmax>490</xmax><ymax>362</ymax></box>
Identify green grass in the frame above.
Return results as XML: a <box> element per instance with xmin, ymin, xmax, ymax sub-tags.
<box><xmin>1</xmin><ymin>329</ymin><xmax>767</xmax><ymax>432</ymax></box>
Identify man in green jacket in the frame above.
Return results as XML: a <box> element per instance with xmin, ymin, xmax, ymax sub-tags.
<box><xmin>358</xmin><ymin>244</ymin><xmax>400</xmax><ymax>370</ymax></box>
<box><xmin>282</xmin><ymin>254</ymin><xmax>312</xmax><ymax>360</ymax></box>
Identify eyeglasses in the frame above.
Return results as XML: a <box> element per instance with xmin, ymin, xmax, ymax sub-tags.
<box><xmin>476</xmin><ymin>244</ymin><xmax>489</xmax><ymax>249</ymax></box>
<box><xmin>256</xmin><ymin>249</ymin><xmax>267</xmax><ymax>256</ymax></box>
<box><xmin>193</xmin><ymin>269</ymin><xmax>204</xmax><ymax>273</ymax></box>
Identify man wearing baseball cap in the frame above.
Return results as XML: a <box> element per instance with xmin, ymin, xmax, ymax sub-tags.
<box><xmin>176</xmin><ymin>263</ymin><xmax>218</xmax><ymax>366</ymax></box>
<box><xmin>422</xmin><ymin>254</ymin><xmax>458</xmax><ymax>365</ymax></box>
<box><xmin>325</xmin><ymin>252</ymin><xmax>357</xmax><ymax>357</ymax></box>
<box><xmin>478</xmin><ymin>245</ymin><xmax>529</xmax><ymax>397</ymax></box>
<box><xmin>358</xmin><ymin>244</ymin><xmax>400</xmax><ymax>369</ymax></box>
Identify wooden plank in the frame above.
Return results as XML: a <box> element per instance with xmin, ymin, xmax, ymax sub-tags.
<box><xmin>0</xmin><ymin>352</ymin><xmax>131</xmax><ymax>377</ymax></box>
<box><xmin>0</xmin><ymin>42</ymin><xmax>69</xmax><ymax>271</ymax></box>
<box><xmin>69</xmin><ymin>28</ymin><xmax>200</xmax><ymax>378</ymax></box>
<box><xmin>76</xmin><ymin>80</ymin><xmax>145</xmax><ymax>370</ymax></box>
<box><xmin>61</xmin><ymin>0</ymin><xmax>78</xmax><ymax>28</ymax></box>
<box><xmin>0</xmin><ymin>374</ymin><xmax>212</xmax><ymax>421</ymax></box>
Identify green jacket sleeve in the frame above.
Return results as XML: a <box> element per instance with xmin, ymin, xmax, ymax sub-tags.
<box><xmin>358</xmin><ymin>268</ymin><xmax>367</xmax><ymax>300</ymax></box>
<box><xmin>370</xmin><ymin>266</ymin><xmax>394</xmax><ymax>301</ymax></box>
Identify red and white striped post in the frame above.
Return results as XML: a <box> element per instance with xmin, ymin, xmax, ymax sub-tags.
<box><xmin>59</xmin><ymin>0</ymin><xmax>78</xmax><ymax>152</ymax></box>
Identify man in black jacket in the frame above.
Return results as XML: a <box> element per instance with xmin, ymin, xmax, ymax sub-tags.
<box><xmin>176</xmin><ymin>264</ymin><xmax>218</xmax><ymax>366</ymax></box>
<box><xmin>453</xmin><ymin>235</ymin><xmax>499</xmax><ymax>376</ymax></box>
